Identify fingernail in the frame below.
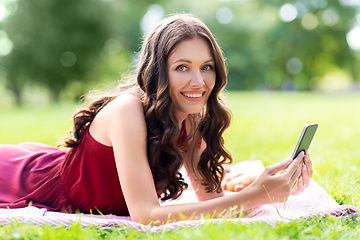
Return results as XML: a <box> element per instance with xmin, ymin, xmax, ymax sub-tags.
<box><xmin>234</xmin><ymin>184</ymin><xmax>244</xmax><ymax>192</ymax></box>
<box><xmin>303</xmin><ymin>165</ymin><xmax>306</xmax><ymax>171</ymax></box>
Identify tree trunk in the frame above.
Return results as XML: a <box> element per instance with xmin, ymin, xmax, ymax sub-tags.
<box><xmin>8</xmin><ymin>80</ymin><xmax>23</xmax><ymax>106</ymax></box>
<box><xmin>50</xmin><ymin>90</ymin><xmax>61</xmax><ymax>102</ymax></box>
<box><xmin>13</xmin><ymin>88</ymin><xmax>22</xmax><ymax>106</ymax></box>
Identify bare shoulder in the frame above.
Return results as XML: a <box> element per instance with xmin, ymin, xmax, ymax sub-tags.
<box><xmin>90</xmin><ymin>93</ymin><xmax>145</xmax><ymax>146</ymax></box>
<box><xmin>109</xmin><ymin>93</ymin><xmax>143</xmax><ymax>113</ymax></box>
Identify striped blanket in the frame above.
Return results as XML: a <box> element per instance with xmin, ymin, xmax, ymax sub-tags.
<box><xmin>0</xmin><ymin>180</ymin><xmax>355</xmax><ymax>232</ymax></box>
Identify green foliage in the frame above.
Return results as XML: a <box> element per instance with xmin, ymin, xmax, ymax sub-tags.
<box><xmin>1</xmin><ymin>0</ymin><xmax>359</xmax><ymax>105</ymax></box>
<box><xmin>172</xmin><ymin>0</ymin><xmax>359</xmax><ymax>90</ymax></box>
<box><xmin>0</xmin><ymin>0</ymin><xmax>116</xmax><ymax>103</ymax></box>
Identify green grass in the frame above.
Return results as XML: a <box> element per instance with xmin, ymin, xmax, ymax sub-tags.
<box><xmin>0</xmin><ymin>102</ymin><xmax>76</xmax><ymax>146</ymax></box>
<box><xmin>1</xmin><ymin>91</ymin><xmax>360</xmax><ymax>239</ymax></box>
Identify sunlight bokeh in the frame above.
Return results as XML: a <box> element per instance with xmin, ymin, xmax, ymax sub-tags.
<box><xmin>0</xmin><ymin>0</ymin><xmax>359</xmax><ymax>106</ymax></box>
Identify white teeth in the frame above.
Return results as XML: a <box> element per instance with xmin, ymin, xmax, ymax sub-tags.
<box><xmin>182</xmin><ymin>93</ymin><xmax>203</xmax><ymax>98</ymax></box>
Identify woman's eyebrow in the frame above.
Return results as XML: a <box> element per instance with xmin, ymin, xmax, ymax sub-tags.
<box><xmin>173</xmin><ymin>59</ymin><xmax>192</xmax><ymax>64</ymax></box>
<box><xmin>172</xmin><ymin>59</ymin><xmax>214</xmax><ymax>64</ymax></box>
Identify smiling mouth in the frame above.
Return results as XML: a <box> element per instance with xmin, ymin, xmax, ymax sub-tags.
<box><xmin>181</xmin><ymin>92</ymin><xmax>205</xmax><ymax>98</ymax></box>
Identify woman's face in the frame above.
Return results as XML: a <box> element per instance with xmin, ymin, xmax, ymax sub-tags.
<box><xmin>167</xmin><ymin>37</ymin><xmax>216</xmax><ymax>123</ymax></box>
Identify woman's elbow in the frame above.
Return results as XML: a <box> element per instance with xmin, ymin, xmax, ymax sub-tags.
<box><xmin>130</xmin><ymin>211</ymin><xmax>152</xmax><ymax>225</ymax></box>
<box><xmin>130</xmin><ymin>207</ymin><xmax>165</xmax><ymax>225</ymax></box>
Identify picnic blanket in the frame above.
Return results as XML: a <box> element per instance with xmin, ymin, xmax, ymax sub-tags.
<box><xmin>0</xmin><ymin>161</ymin><xmax>356</xmax><ymax>232</ymax></box>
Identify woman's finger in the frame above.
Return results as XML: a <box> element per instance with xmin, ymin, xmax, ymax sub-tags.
<box><xmin>292</xmin><ymin>176</ymin><xmax>304</xmax><ymax>195</ymax></box>
<box><xmin>234</xmin><ymin>184</ymin><xmax>245</xmax><ymax>192</ymax></box>
<box><xmin>305</xmin><ymin>154</ymin><xmax>313</xmax><ymax>178</ymax></box>
<box><xmin>266</xmin><ymin>157</ymin><xmax>292</xmax><ymax>175</ymax></box>
<box><xmin>301</xmin><ymin>164</ymin><xmax>310</xmax><ymax>188</ymax></box>
<box><xmin>284</xmin><ymin>151</ymin><xmax>304</xmax><ymax>180</ymax></box>
<box><xmin>224</xmin><ymin>172</ymin><xmax>243</xmax><ymax>182</ymax></box>
<box><xmin>289</xmin><ymin>156</ymin><xmax>303</xmax><ymax>189</ymax></box>
<box><xmin>226</xmin><ymin>174</ymin><xmax>255</xmax><ymax>191</ymax></box>
<box><xmin>303</xmin><ymin>151</ymin><xmax>313</xmax><ymax>182</ymax></box>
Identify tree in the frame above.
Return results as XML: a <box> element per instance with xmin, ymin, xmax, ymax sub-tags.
<box><xmin>0</xmin><ymin>0</ymin><xmax>114</xmax><ymax>104</ymax></box>
<box><xmin>165</xmin><ymin>0</ymin><xmax>359</xmax><ymax>90</ymax></box>
<box><xmin>262</xmin><ymin>0</ymin><xmax>359</xmax><ymax>90</ymax></box>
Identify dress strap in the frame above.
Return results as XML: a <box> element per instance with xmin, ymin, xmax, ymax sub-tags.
<box><xmin>179</xmin><ymin>121</ymin><xmax>201</xmax><ymax>149</ymax></box>
<box><xmin>179</xmin><ymin>121</ymin><xmax>187</xmax><ymax>148</ymax></box>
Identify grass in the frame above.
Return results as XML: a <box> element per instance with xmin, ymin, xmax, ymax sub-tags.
<box><xmin>1</xmin><ymin>91</ymin><xmax>360</xmax><ymax>239</ymax></box>
<box><xmin>0</xmin><ymin>102</ymin><xmax>76</xmax><ymax>146</ymax></box>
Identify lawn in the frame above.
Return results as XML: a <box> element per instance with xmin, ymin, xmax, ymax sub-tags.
<box><xmin>0</xmin><ymin>91</ymin><xmax>360</xmax><ymax>239</ymax></box>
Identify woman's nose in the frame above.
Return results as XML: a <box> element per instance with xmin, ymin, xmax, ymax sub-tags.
<box><xmin>190</xmin><ymin>71</ymin><xmax>205</xmax><ymax>87</ymax></box>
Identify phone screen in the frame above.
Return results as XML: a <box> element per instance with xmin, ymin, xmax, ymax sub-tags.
<box><xmin>291</xmin><ymin>123</ymin><xmax>318</xmax><ymax>159</ymax></box>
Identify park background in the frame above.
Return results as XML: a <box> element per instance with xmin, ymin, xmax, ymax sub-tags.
<box><xmin>1</xmin><ymin>1</ymin><xmax>360</xmax><ymax>238</ymax></box>
<box><xmin>0</xmin><ymin>0</ymin><xmax>360</xmax><ymax>106</ymax></box>
<box><xmin>1</xmin><ymin>0</ymin><xmax>360</xmax><ymax>164</ymax></box>
<box><xmin>1</xmin><ymin>1</ymin><xmax>360</xmax><ymax>181</ymax></box>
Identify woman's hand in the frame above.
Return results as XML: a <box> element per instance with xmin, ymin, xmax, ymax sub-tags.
<box><xmin>291</xmin><ymin>151</ymin><xmax>313</xmax><ymax>195</ymax></box>
<box><xmin>248</xmin><ymin>151</ymin><xmax>306</xmax><ymax>204</ymax></box>
<box><xmin>222</xmin><ymin>173</ymin><xmax>258</xmax><ymax>192</ymax></box>
<box><xmin>222</xmin><ymin>160</ymin><xmax>264</xmax><ymax>192</ymax></box>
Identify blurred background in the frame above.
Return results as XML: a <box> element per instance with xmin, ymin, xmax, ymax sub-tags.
<box><xmin>0</xmin><ymin>0</ymin><xmax>359</xmax><ymax>106</ymax></box>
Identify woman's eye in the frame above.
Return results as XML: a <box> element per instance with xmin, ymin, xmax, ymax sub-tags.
<box><xmin>202</xmin><ymin>65</ymin><xmax>213</xmax><ymax>71</ymax></box>
<box><xmin>176</xmin><ymin>65</ymin><xmax>187</xmax><ymax>71</ymax></box>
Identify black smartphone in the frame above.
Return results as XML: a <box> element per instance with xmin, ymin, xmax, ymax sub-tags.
<box><xmin>291</xmin><ymin>123</ymin><xmax>318</xmax><ymax>159</ymax></box>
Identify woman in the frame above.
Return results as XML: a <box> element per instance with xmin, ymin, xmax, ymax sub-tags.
<box><xmin>0</xmin><ymin>14</ymin><xmax>312</xmax><ymax>225</ymax></box>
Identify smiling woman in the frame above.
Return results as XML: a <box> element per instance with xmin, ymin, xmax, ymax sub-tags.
<box><xmin>0</xmin><ymin>13</ymin><xmax>318</xmax><ymax>225</ymax></box>
<box><xmin>168</xmin><ymin>38</ymin><xmax>216</xmax><ymax>121</ymax></box>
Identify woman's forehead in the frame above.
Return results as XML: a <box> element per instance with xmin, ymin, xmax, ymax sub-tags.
<box><xmin>167</xmin><ymin>38</ymin><xmax>214</xmax><ymax>63</ymax></box>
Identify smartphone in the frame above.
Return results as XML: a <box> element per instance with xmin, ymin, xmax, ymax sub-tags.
<box><xmin>291</xmin><ymin>123</ymin><xmax>318</xmax><ymax>159</ymax></box>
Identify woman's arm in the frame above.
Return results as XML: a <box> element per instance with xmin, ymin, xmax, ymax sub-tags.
<box><xmin>181</xmin><ymin>119</ymin><xmax>313</xmax><ymax>199</ymax></box>
<box><xmin>222</xmin><ymin>152</ymin><xmax>312</xmax><ymax>194</ymax></box>
<box><xmin>93</xmin><ymin>94</ymin><xmax>307</xmax><ymax>225</ymax></box>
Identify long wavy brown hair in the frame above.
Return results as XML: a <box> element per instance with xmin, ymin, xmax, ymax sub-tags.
<box><xmin>63</xmin><ymin>14</ymin><xmax>232</xmax><ymax>201</ymax></box>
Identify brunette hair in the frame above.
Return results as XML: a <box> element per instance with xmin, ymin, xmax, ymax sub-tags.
<box><xmin>63</xmin><ymin>13</ymin><xmax>232</xmax><ymax>201</ymax></box>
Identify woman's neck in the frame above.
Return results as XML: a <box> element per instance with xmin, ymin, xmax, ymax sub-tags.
<box><xmin>174</xmin><ymin>112</ymin><xmax>188</xmax><ymax>129</ymax></box>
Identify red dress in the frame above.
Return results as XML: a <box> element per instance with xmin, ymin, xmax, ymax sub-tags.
<box><xmin>0</xmin><ymin>126</ymin><xmax>129</xmax><ymax>215</ymax></box>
